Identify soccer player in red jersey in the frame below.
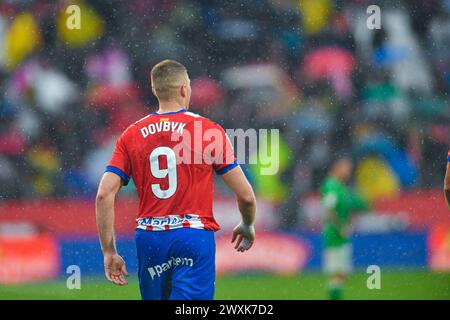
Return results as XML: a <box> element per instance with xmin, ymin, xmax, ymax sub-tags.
<box><xmin>95</xmin><ymin>60</ymin><xmax>256</xmax><ymax>300</ymax></box>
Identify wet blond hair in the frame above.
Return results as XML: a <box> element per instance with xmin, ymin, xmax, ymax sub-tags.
<box><xmin>150</xmin><ymin>60</ymin><xmax>188</xmax><ymax>100</ymax></box>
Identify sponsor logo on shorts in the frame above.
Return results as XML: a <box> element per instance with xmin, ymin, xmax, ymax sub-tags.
<box><xmin>136</xmin><ymin>214</ymin><xmax>204</xmax><ymax>230</ymax></box>
<box><xmin>147</xmin><ymin>256</ymin><xmax>194</xmax><ymax>280</ymax></box>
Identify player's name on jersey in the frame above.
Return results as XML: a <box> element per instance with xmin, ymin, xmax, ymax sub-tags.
<box><xmin>140</xmin><ymin>121</ymin><xmax>186</xmax><ymax>137</ymax></box>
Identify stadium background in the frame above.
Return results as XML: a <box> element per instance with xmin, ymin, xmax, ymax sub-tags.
<box><xmin>0</xmin><ymin>0</ymin><xmax>449</xmax><ymax>299</ymax></box>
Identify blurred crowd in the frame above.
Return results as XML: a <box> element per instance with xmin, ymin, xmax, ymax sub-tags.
<box><xmin>0</xmin><ymin>0</ymin><xmax>449</xmax><ymax>217</ymax></box>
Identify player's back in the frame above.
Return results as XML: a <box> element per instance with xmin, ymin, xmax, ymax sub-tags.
<box><xmin>106</xmin><ymin>109</ymin><xmax>237</xmax><ymax>232</ymax></box>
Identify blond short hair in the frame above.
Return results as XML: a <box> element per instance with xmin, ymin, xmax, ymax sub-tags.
<box><xmin>150</xmin><ymin>60</ymin><xmax>187</xmax><ymax>100</ymax></box>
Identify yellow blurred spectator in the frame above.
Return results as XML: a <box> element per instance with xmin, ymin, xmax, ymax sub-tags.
<box><xmin>298</xmin><ymin>0</ymin><xmax>333</xmax><ymax>35</ymax></box>
<box><xmin>33</xmin><ymin>175</ymin><xmax>53</xmax><ymax>196</ymax></box>
<box><xmin>355</xmin><ymin>156</ymin><xmax>400</xmax><ymax>202</ymax></box>
<box><xmin>57</xmin><ymin>0</ymin><xmax>104</xmax><ymax>48</ymax></box>
<box><xmin>4</xmin><ymin>12</ymin><xmax>41</xmax><ymax>70</ymax></box>
<box><xmin>28</xmin><ymin>147</ymin><xmax>60</xmax><ymax>197</ymax></box>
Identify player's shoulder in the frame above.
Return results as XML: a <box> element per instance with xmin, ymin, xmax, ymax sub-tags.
<box><xmin>182</xmin><ymin>111</ymin><xmax>224</xmax><ymax>130</ymax></box>
<box><xmin>117</xmin><ymin>114</ymin><xmax>150</xmax><ymax>140</ymax></box>
<box><xmin>320</xmin><ymin>177</ymin><xmax>338</xmax><ymax>193</ymax></box>
<box><xmin>183</xmin><ymin>110</ymin><xmax>204</xmax><ymax>119</ymax></box>
<box><xmin>125</xmin><ymin>113</ymin><xmax>155</xmax><ymax>132</ymax></box>
<box><xmin>132</xmin><ymin>113</ymin><xmax>153</xmax><ymax>126</ymax></box>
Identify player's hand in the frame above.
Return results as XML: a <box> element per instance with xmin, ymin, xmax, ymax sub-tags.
<box><xmin>103</xmin><ymin>253</ymin><xmax>129</xmax><ymax>286</ymax></box>
<box><xmin>231</xmin><ymin>222</ymin><xmax>255</xmax><ymax>252</ymax></box>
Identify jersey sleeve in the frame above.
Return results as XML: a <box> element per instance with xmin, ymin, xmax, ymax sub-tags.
<box><xmin>105</xmin><ymin>134</ymin><xmax>131</xmax><ymax>186</ymax></box>
<box><xmin>322</xmin><ymin>192</ymin><xmax>338</xmax><ymax>211</ymax></box>
<box><xmin>213</xmin><ymin>124</ymin><xmax>238</xmax><ymax>175</ymax></box>
<box><xmin>320</xmin><ymin>180</ymin><xmax>339</xmax><ymax>211</ymax></box>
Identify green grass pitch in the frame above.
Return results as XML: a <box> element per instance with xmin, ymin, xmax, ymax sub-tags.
<box><xmin>1</xmin><ymin>270</ymin><xmax>449</xmax><ymax>300</ymax></box>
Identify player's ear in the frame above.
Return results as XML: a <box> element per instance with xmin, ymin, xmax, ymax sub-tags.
<box><xmin>180</xmin><ymin>84</ymin><xmax>186</xmax><ymax>98</ymax></box>
<box><xmin>151</xmin><ymin>87</ymin><xmax>158</xmax><ymax>98</ymax></box>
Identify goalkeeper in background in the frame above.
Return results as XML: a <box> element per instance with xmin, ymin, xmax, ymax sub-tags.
<box><xmin>445</xmin><ymin>151</ymin><xmax>450</xmax><ymax>208</ymax></box>
<box><xmin>320</xmin><ymin>155</ymin><xmax>369</xmax><ymax>300</ymax></box>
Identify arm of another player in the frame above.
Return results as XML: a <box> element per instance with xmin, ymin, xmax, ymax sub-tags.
<box><xmin>96</xmin><ymin>172</ymin><xmax>129</xmax><ymax>286</ymax></box>
<box><xmin>321</xmin><ymin>192</ymin><xmax>339</xmax><ymax>225</ymax></box>
<box><xmin>445</xmin><ymin>151</ymin><xmax>450</xmax><ymax>208</ymax></box>
<box><xmin>221</xmin><ymin>166</ymin><xmax>257</xmax><ymax>252</ymax></box>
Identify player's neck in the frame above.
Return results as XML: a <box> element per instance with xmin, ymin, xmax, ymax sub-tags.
<box><xmin>156</xmin><ymin>100</ymin><xmax>186</xmax><ymax>114</ymax></box>
<box><xmin>330</xmin><ymin>173</ymin><xmax>345</xmax><ymax>183</ymax></box>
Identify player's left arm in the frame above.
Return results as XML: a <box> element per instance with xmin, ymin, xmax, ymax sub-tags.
<box><xmin>444</xmin><ymin>151</ymin><xmax>450</xmax><ymax>208</ymax></box>
<box><xmin>221</xmin><ymin>166</ymin><xmax>257</xmax><ymax>252</ymax></box>
<box><xmin>96</xmin><ymin>172</ymin><xmax>128</xmax><ymax>286</ymax></box>
<box><xmin>213</xmin><ymin>123</ymin><xmax>256</xmax><ymax>252</ymax></box>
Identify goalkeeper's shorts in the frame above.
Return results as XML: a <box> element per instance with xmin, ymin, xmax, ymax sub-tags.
<box><xmin>135</xmin><ymin>227</ymin><xmax>215</xmax><ymax>300</ymax></box>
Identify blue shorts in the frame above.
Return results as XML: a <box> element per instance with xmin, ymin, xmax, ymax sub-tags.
<box><xmin>135</xmin><ymin>228</ymin><xmax>216</xmax><ymax>300</ymax></box>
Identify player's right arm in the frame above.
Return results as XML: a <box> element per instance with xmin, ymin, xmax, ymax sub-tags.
<box><xmin>445</xmin><ymin>151</ymin><xmax>450</xmax><ymax>208</ymax></box>
<box><xmin>96</xmin><ymin>172</ymin><xmax>129</xmax><ymax>286</ymax></box>
<box><xmin>221</xmin><ymin>166</ymin><xmax>257</xmax><ymax>252</ymax></box>
<box><xmin>96</xmin><ymin>132</ymin><xmax>132</xmax><ymax>286</ymax></box>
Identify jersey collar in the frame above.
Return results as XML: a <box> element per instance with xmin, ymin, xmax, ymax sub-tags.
<box><xmin>152</xmin><ymin>109</ymin><xmax>187</xmax><ymax>115</ymax></box>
